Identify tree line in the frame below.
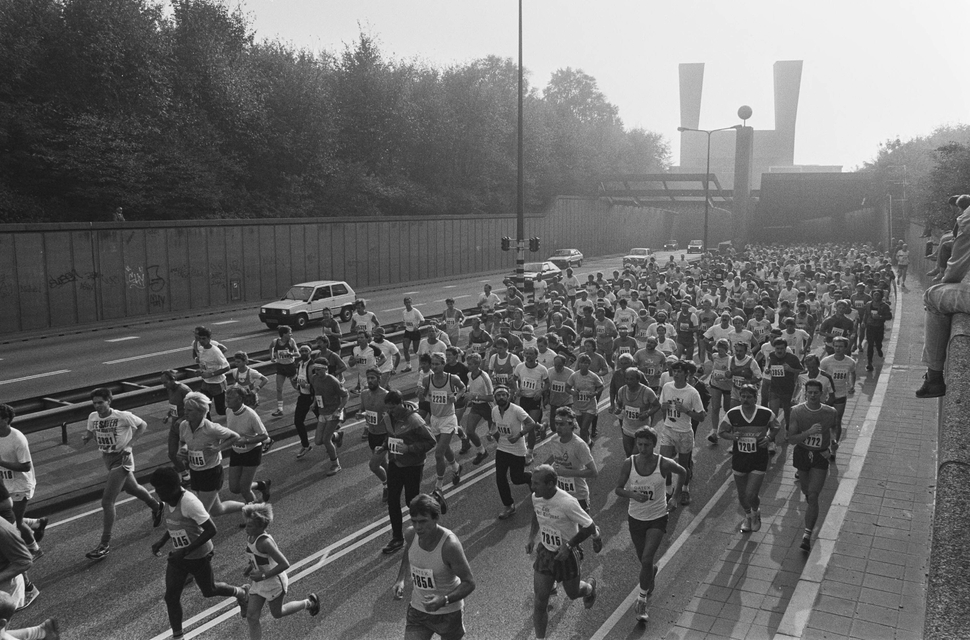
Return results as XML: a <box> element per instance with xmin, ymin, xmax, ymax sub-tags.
<box><xmin>0</xmin><ymin>0</ymin><xmax>669</xmax><ymax>222</ymax></box>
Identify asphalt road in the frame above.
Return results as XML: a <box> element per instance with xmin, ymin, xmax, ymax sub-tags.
<box><xmin>23</xmin><ymin>394</ymin><xmax>774</xmax><ymax>640</ymax></box>
<box><xmin>0</xmin><ymin>251</ymin><xmax>693</xmax><ymax>402</ymax></box>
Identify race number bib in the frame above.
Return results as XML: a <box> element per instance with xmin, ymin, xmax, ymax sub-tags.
<box><xmin>624</xmin><ymin>407</ymin><xmax>641</xmax><ymax>421</ymax></box>
<box><xmin>679</xmin><ymin>322</ymin><xmax>691</xmax><ymax>331</ymax></box>
<box><xmin>551</xmin><ymin>381</ymin><xmax>566</xmax><ymax>394</ymax></box>
<box><xmin>96</xmin><ymin>431</ymin><xmax>118</xmax><ymax>452</ymax></box>
<box><xmin>411</xmin><ymin>566</ymin><xmax>436</xmax><ymax>591</ymax></box>
<box><xmin>832</xmin><ymin>371</ymin><xmax>848</xmax><ymax>381</ymax></box>
<box><xmin>540</xmin><ymin>525</ymin><xmax>563</xmax><ymax>549</ymax></box>
<box><xmin>711</xmin><ymin>370</ymin><xmax>726</xmax><ymax>382</ymax></box>
<box><xmin>188</xmin><ymin>450</ymin><xmax>206</xmax><ymax>468</ymax></box>
<box><xmin>770</xmin><ymin>365</ymin><xmax>785</xmax><ymax>378</ymax></box>
<box><xmin>804</xmin><ymin>434</ymin><xmax>823</xmax><ymax>449</ymax></box>
<box><xmin>557</xmin><ymin>476</ymin><xmax>577</xmax><ymax>493</ymax></box>
<box><xmin>665</xmin><ymin>404</ymin><xmax>681</xmax><ymax>419</ymax></box>
<box><xmin>364</xmin><ymin>410</ymin><xmax>378</xmax><ymax>426</ymax></box>
<box><xmin>732</xmin><ymin>376</ymin><xmax>746</xmax><ymax>389</ymax></box>
<box><xmin>430</xmin><ymin>391</ymin><xmax>448</xmax><ymax>405</ymax></box>
<box><xmin>578</xmin><ymin>392</ymin><xmax>593</xmax><ymax>402</ymax></box>
<box><xmin>738</xmin><ymin>436</ymin><xmax>757</xmax><ymax>453</ymax></box>
<box><xmin>170</xmin><ymin>529</ymin><xmax>191</xmax><ymax>549</ymax></box>
<box><xmin>405</xmin><ymin>321</ymin><xmax>416</xmax><ymax>330</ymax></box>
<box><xmin>617</xmin><ymin>347</ymin><xmax>632</xmax><ymax>356</ymax></box>
<box><xmin>644</xmin><ymin>367</ymin><xmax>656</xmax><ymax>377</ymax></box>
<box><xmin>493</xmin><ymin>374</ymin><xmax>509</xmax><ymax>385</ymax></box>
<box><xmin>831</xmin><ymin>328</ymin><xmax>844</xmax><ymax>337</ymax></box>
<box><xmin>521</xmin><ymin>377</ymin><xmax>538</xmax><ymax>391</ymax></box>
<box><xmin>636</xmin><ymin>487</ymin><xmax>655</xmax><ymax>501</ymax></box>
<box><xmin>636</xmin><ymin>329</ymin><xmax>649</xmax><ymax>339</ymax></box>
<box><xmin>387</xmin><ymin>438</ymin><xmax>406</xmax><ymax>455</ymax></box>
<box><xmin>0</xmin><ymin>469</ymin><xmax>13</xmax><ymax>480</ymax></box>
<box><xmin>497</xmin><ymin>423</ymin><xmax>513</xmax><ymax>436</ymax></box>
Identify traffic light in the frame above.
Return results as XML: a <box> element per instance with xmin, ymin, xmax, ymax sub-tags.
<box><xmin>501</xmin><ymin>236</ymin><xmax>511</xmax><ymax>251</ymax></box>
<box><xmin>529</xmin><ymin>236</ymin><xmax>540</xmax><ymax>252</ymax></box>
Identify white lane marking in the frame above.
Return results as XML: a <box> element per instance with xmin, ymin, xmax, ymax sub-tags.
<box><xmin>443</xmin><ymin>285</ymin><xmax>457</xmax><ymax>289</ymax></box>
<box><xmin>774</xmin><ymin>287</ymin><xmax>904</xmax><ymax>639</ymax></box>
<box><xmin>0</xmin><ymin>370</ymin><xmax>71</xmax><ymax>386</ymax></box>
<box><xmin>105</xmin><ymin>336</ymin><xmax>139</xmax><ymax>343</ymax></box>
<box><xmin>383</xmin><ymin>307</ymin><xmax>405</xmax><ymax>312</ymax></box>
<box><xmin>212</xmin><ymin>320</ymin><xmax>238</xmax><ymax>325</ymax></box>
<box><xmin>403</xmin><ymin>291</ymin><xmax>419</xmax><ymax>295</ymax></box>
<box><xmin>104</xmin><ymin>347</ymin><xmax>184</xmax><ymax>365</ymax></box>
<box><xmin>589</xmin><ymin>474</ymin><xmax>734</xmax><ymax>640</ymax></box>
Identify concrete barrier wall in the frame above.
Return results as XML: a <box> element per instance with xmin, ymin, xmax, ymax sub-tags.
<box><xmin>0</xmin><ymin>197</ymin><xmax>735</xmax><ymax>334</ymax></box>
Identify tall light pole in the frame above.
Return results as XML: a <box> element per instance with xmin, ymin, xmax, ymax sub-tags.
<box><xmin>677</xmin><ymin>124</ymin><xmax>742</xmax><ymax>252</ymax></box>
<box><xmin>515</xmin><ymin>0</ymin><xmax>525</xmax><ymax>292</ymax></box>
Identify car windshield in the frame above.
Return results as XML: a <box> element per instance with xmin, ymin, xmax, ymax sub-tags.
<box><xmin>524</xmin><ymin>262</ymin><xmax>545</xmax><ymax>272</ymax></box>
<box><xmin>282</xmin><ymin>286</ymin><xmax>314</xmax><ymax>301</ymax></box>
<box><xmin>552</xmin><ymin>250</ymin><xmax>571</xmax><ymax>256</ymax></box>
<box><xmin>630</xmin><ymin>249</ymin><xmax>648</xmax><ymax>256</ymax></box>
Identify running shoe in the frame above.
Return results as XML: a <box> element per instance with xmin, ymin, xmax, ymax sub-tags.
<box><xmin>866</xmin><ymin>364</ymin><xmax>874</xmax><ymax>371</ymax></box>
<box><xmin>17</xmin><ymin>585</ymin><xmax>39</xmax><ymax>611</ymax></box>
<box><xmin>634</xmin><ymin>596</ymin><xmax>649</xmax><ymax>622</ymax></box>
<box><xmin>30</xmin><ymin>546</ymin><xmax>43</xmax><ymax>561</ymax></box>
<box><xmin>583</xmin><ymin>578</ymin><xmax>597</xmax><ymax>609</ymax></box>
<box><xmin>296</xmin><ymin>445</ymin><xmax>312</xmax><ymax>459</ymax></box>
<box><xmin>326</xmin><ymin>461</ymin><xmax>342</xmax><ymax>477</ymax></box>
<box><xmin>458</xmin><ymin>439</ymin><xmax>472</xmax><ymax>455</ymax></box>
<box><xmin>382</xmin><ymin>486</ymin><xmax>388</xmax><ymax>504</ymax></box>
<box><xmin>41</xmin><ymin>619</ymin><xmax>60</xmax><ymax>640</ymax></box>
<box><xmin>262</xmin><ymin>438</ymin><xmax>275</xmax><ymax>453</ymax></box>
<box><xmin>85</xmin><ymin>543</ymin><xmax>110</xmax><ymax>560</ymax></box>
<box><xmin>472</xmin><ymin>450</ymin><xmax>489</xmax><ymax>465</ymax></box>
<box><xmin>259</xmin><ymin>479</ymin><xmax>272</xmax><ymax>502</ymax></box>
<box><xmin>680</xmin><ymin>489</ymin><xmax>691</xmax><ymax>506</ymax></box>
<box><xmin>152</xmin><ymin>502</ymin><xmax>164</xmax><ymax>527</ymax></box>
<box><xmin>432</xmin><ymin>489</ymin><xmax>448</xmax><ymax>515</ymax></box>
<box><xmin>707</xmin><ymin>432</ymin><xmax>718</xmax><ymax>445</ymax></box>
<box><xmin>237</xmin><ymin>585</ymin><xmax>249</xmax><ymax>619</ymax></box>
<box><xmin>768</xmin><ymin>441</ymin><xmax>777</xmax><ymax>456</ymax></box>
<box><xmin>752</xmin><ymin>511</ymin><xmax>762</xmax><ymax>532</ymax></box>
<box><xmin>592</xmin><ymin>535</ymin><xmax>603</xmax><ymax>554</ymax></box>
<box><xmin>800</xmin><ymin>535</ymin><xmax>812</xmax><ymax>552</ymax></box>
<box><xmin>497</xmin><ymin>505</ymin><xmax>516</xmax><ymax>520</ymax></box>
<box><xmin>876</xmin><ymin>347</ymin><xmax>883</xmax><ymax>357</ymax></box>
<box><xmin>740</xmin><ymin>517</ymin><xmax>753</xmax><ymax>533</ymax></box>
<box><xmin>34</xmin><ymin>517</ymin><xmax>49</xmax><ymax>543</ymax></box>
<box><xmin>382</xmin><ymin>537</ymin><xmax>404</xmax><ymax>554</ymax></box>
<box><xmin>403</xmin><ymin>365</ymin><xmax>413</xmax><ymax>372</ymax></box>
<box><xmin>452</xmin><ymin>464</ymin><xmax>462</xmax><ymax>487</ymax></box>
<box><xmin>307</xmin><ymin>593</ymin><xmax>321</xmax><ymax>616</ymax></box>
<box><xmin>271</xmin><ymin>409</ymin><xmax>284</xmax><ymax>417</ymax></box>
<box><xmin>332</xmin><ymin>430</ymin><xmax>344</xmax><ymax>448</ymax></box>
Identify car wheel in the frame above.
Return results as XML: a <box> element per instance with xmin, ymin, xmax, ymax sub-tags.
<box><xmin>294</xmin><ymin>314</ymin><xmax>309</xmax><ymax>329</ymax></box>
<box><xmin>339</xmin><ymin>306</ymin><xmax>353</xmax><ymax>323</ymax></box>
<box><xmin>264</xmin><ymin>322</ymin><xmax>278</xmax><ymax>330</ymax></box>
<box><xmin>577</xmin><ymin>259</ymin><xmax>583</xmax><ymax>267</ymax></box>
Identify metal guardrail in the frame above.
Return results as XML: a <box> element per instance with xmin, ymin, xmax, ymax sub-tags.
<box><xmin>12</xmin><ymin>303</ymin><xmax>498</xmax><ymax>440</ymax></box>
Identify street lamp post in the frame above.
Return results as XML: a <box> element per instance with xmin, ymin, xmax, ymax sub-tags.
<box><xmin>677</xmin><ymin>124</ymin><xmax>742</xmax><ymax>252</ymax></box>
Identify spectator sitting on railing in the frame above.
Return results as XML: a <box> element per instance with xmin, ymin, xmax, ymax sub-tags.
<box><xmin>917</xmin><ymin>194</ymin><xmax>970</xmax><ymax>398</ymax></box>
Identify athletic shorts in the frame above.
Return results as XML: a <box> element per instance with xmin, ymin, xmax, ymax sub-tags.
<box><xmin>732</xmin><ymin>448</ymin><xmax>770</xmax><ymax>474</ymax></box>
<box><xmin>660</xmin><ymin>428</ymin><xmax>694</xmax><ymax>455</ymax></box>
<box><xmin>405</xmin><ymin>604</ymin><xmax>465</xmax><ymax>640</ymax></box>
<box><xmin>533</xmin><ymin>543</ymin><xmax>582</xmax><ymax>582</ymax></box>
<box><xmin>768</xmin><ymin>390</ymin><xmax>794</xmax><ymax>405</ymax></box>
<box><xmin>368</xmin><ymin>432</ymin><xmax>387</xmax><ymax>451</ymax></box>
<box><xmin>250</xmin><ymin>572</ymin><xmax>288</xmax><ymax>602</ymax></box>
<box><xmin>229</xmin><ymin>447</ymin><xmax>262</xmax><ymax>467</ymax></box>
<box><xmin>519</xmin><ymin>395</ymin><xmax>542</xmax><ymax>414</ymax></box>
<box><xmin>629</xmin><ymin>513</ymin><xmax>669</xmax><ymax>553</ymax></box>
<box><xmin>103</xmin><ymin>450</ymin><xmax>135</xmax><ymax>473</ymax></box>
<box><xmin>469</xmin><ymin>402</ymin><xmax>492</xmax><ymax>421</ymax></box>
<box><xmin>190</xmin><ymin>465</ymin><xmax>224</xmax><ymax>492</ymax></box>
<box><xmin>9</xmin><ymin>490</ymin><xmax>33</xmax><ymax>503</ymax></box>
<box><xmin>403</xmin><ymin>330</ymin><xmax>422</xmax><ymax>344</ymax></box>
<box><xmin>275</xmin><ymin>363</ymin><xmax>297</xmax><ymax>378</ymax></box>
<box><xmin>317</xmin><ymin>409</ymin><xmax>344</xmax><ymax>424</ymax></box>
<box><xmin>793</xmin><ymin>446</ymin><xmax>830</xmax><ymax>472</ymax></box>
<box><xmin>833</xmin><ymin>396</ymin><xmax>847</xmax><ymax>406</ymax></box>
<box><xmin>430</xmin><ymin>414</ymin><xmax>459</xmax><ymax>437</ymax></box>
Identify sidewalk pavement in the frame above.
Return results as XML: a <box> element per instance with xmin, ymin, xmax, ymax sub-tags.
<box><xmin>665</xmin><ymin>284</ymin><xmax>933</xmax><ymax>640</ymax></box>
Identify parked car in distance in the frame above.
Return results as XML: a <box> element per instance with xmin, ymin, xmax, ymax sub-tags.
<box><xmin>509</xmin><ymin>261</ymin><xmax>562</xmax><ymax>291</ymax></box>
<box><xmin>548</xmin><ymin>248</ymin><xmax>583</xmax><ymax>269</ymax></box>
<box><xmin>687</xmin><ymin>240</ymin><xmax>704</xmax><ymax>253</ymax></box>
<box><xmin>259</xmin><ymin>280</ymin><xmax>357</xmax><ymax>329</ymax></box>
<box><xmin>663</xmin><ymin>240</ymin><xmax>679</xmax><ymax>251</ymax></box>
<box><xmin>622</xmin><ymin>248</ymin><xmax>653</xmax><ymax>269</ymax></box>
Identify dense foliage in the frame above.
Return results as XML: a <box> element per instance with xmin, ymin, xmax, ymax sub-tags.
<box><xmin>0</xmin><ymin>0</ymin><xmax>669</xmax><ymax>222</ymax></box>
<box><xmin>862</xmin><ymin>125</ymin><xmax>970</xmax><ymax>233</ymax></box>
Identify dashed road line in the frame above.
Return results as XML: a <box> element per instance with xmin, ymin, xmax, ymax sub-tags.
<box><xmin>105</xmin><ymin>336</ymin><xmax>139</xmax><ymax>343</ymax></box>
<box><xmin>0</xmin><ymin>370</ymin><xmax>71</xmax><ymax>386</ymax></box>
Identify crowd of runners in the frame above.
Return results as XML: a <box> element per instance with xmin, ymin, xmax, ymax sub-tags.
<box><xmin>0</xmin><ymin>240</ymin><xmax>905</xmax><ymax>639</ymax></box>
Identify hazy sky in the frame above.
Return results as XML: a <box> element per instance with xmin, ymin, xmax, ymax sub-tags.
<box><xmin>232</xmin><ymin>0</ymin><xmax>969</xmax><ymax>171</ymax></box>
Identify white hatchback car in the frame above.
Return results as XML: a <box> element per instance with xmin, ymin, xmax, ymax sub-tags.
<box><xmin>259</xmin><ymin>280</ymin><xmax>357</xmax><ymax>329</ymax></box>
